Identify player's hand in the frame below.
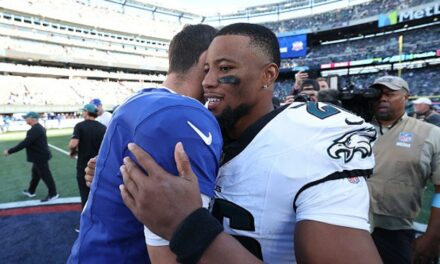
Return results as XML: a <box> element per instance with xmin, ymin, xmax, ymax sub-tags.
<box><xmin>3</xmin><ymin>149</ymin><xmax>9</xmax><ymax>157</ymax></box>
<box><xmin>411</xmin><ymin>233</ymin><xmax>440</xmax><ymax>264</ymax></box>
<box><xmin>284</xmin><ymin>95</ymin><xmax>295</xmax><ymax>104</ymax></box>
<box><xmin>295</xmin><ymin>71</ymin><xmax>308</xmax><ymax>82</ymax></box>
<box><xmin>69</xmin><ymin>148</ymin><xmax>78</xmax><ymax>159</ymax></box>
<box><xmin>294</xmin><ymin>71</ymin><xmax>308</xmax><ymax>90</ymax></box>
<box><xmin>85</xmin><ymin>157</ymin><xmax>97</xmax><ymax>187</ymax></box>
<box><xmin>120</xmin><ymin>142</ymin><xmax>202</xmax><ymax>240</ymax></box>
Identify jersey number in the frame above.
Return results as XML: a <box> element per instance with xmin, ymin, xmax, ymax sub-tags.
<box><xmin>212</xmin><ymin>199</ymin><xmax>263</xmax><ymax>260</ymax></box>
<box><xmin>306</xmin><ymin>102</ymin><xmax>340</xmax><ymax>119</ymax></box>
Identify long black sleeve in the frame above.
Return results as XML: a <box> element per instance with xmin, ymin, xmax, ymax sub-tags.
<box><xmin>8</xmin><ymin>125</ymin><xmax>42</xmax><ymax>154</ymax></box>
<box><xmin>8</xmin><ymin>123</ymin><xmax>51</xmax><ymax>162</ymax></box>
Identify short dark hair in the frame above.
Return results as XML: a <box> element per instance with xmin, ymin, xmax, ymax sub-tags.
<box><xmin>88</xmin><ymin>111</ymin><xmax>98</xmax><ymax>118</ymax></box>
<box><xmin>316</xmin><ymin>77</ymin><xmax>327</xmax><ymax>83</ymax></box>
<box><xmin>168</xmin><ymin>24</ymin><xmax>217</xmax><ymax>74</ymax></box>
<box><xmin>300</xmin><ymin>79</ymin><xmax>320</xmax><ymax>91</ymax></box>
<box><xmin>216</xmin><ymin>23</ymin><xmax>280</xmax><ymax>67</ymax></box>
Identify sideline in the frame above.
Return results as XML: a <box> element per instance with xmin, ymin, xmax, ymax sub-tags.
<box><xmin>48</xmin><ymin>143</ymin><xmax>70</xmax><ymax>156</ymax></box>
<box><xmin>0</xmin><ymin>197</ymin><xmax>80</xmax><ymax>210</ymax></box>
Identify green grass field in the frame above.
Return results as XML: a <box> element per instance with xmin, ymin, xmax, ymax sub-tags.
<box><xmin>0</xmin><ymin>128</ymin><xmax>435</xmax><ymax>224</ymax></box>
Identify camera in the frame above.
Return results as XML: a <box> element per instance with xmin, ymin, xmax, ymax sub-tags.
<box><xmin>338</xmin><ymin>83</ymin><xmax>382</xmax><ymax>101</ymax></box>
<box><xmin>291</xmin><ymin>81</ymin><xmax>381</xmax><ymax>122</ymax></box>
<box><xmin>338</xmin><ymin>82</ymin><xmax>382</xmax><ymax>122</ymax></box>
<box><xmin>293</xmin><ymin>93</ymin><xmax>312</xmax><ymax>102</ymax></box>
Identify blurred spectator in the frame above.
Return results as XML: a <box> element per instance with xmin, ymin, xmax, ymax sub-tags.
<box><xmin>0</xmin><ymin>115</ymin><xmax>4</xmax><ymax>133</ymax></box>
<box><xmin>413</xmin><ymin>97</ymin><xmax>440</xmax><ymax>127</ymax></box>
<box><xmin>90</xmin><ymin>98</ymin><xmax>112</xmax><ymax>127</ymax></box>
<box><xmin>3</xmin><ymin>115</ymin><xmax>10</xmax><ymax>132</ymax></box>
<box><xmin>299</xmin><ymin>79</ymin><xmax>320</xmax><ymax>102</ymax></box>
<box><xmin>316</xmin><ymin>77</ymin><xmax>329</xmax><ymax>90</ymax></box>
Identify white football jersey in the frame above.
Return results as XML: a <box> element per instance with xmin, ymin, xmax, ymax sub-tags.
<box><xmin>213</xmin><ymin>102</ymin><xmax>376</xmax><ymax>263</ymax></box>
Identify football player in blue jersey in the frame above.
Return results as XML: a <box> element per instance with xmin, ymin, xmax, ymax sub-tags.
<box><xmin>67</xmin><ymin>24</ymin><xmax>222</xmax><ymax>263</ymax></box>
<box><xmin>120</xmin><ymin>23</ymin><xmax>382</xmax><ymax>263</ymax></box>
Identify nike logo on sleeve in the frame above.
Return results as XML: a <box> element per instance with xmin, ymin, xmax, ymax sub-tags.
<box><xmin>187</xmin><ymin>121</ymin><xmax>213</xmax><ymax>146</ymax></box>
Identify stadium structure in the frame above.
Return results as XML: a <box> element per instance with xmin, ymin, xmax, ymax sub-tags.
<box><xmin>0</xmin><ymin>0</ymin><xmax>439</xmax><ymax>118</ymax></box>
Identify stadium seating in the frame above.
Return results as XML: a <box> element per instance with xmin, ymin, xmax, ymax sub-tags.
<box><xmin>263</xmin><ymin>0</ymin><xmax>434</xmax><ymax>33</ymax></box>
<box><xmin>0</xmin><ymin>75</ymin><xmax>158</xmax><ymax>109</ymax></box>
<box><xmin>291</xmin><ymin>25</ymin><xmax>440</xmax><ymax>66</ymax></box>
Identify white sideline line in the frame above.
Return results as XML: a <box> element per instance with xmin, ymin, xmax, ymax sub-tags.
<box><xmin>48</xmin><ymin>143</ymin><xmax>70</xmax><ymax>156</ymax></box>
<box><xmin>0</xmin><ymin>197</ymin><xmax>81</xmax><ymax>209</ymax></box>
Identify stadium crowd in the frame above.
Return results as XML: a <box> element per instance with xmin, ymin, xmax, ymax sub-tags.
<box><xmin>263</xmin><ymin>0</ymin><xmax>435</xmax><ymax>33</ymax></box>
<box><xmin>303</xmin><ymin>25</ymin><xmax>440</xmax><ymax>66</ymax></box>
<box><xmin>0</xmin><ymin>75</ymin><xmax>155</xmax><ymax>107</ymax></box>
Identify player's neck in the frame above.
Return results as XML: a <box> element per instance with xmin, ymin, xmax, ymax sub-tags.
<box><xmin>227</xmin><ymin>103</ymin><xmax>274</xmax><ymax>140</ymax></box>
<box><xmin>163</xmin><ymin>74</ymin><xmax>188</xmax><ymax>95</ymax></box>
<box><xmin>163</xmin><ymin>73</ymin><xmax>203</xmax><ymax>102</ymax></box>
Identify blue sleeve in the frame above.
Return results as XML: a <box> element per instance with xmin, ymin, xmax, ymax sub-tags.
<box><xmin>132</xmin><ymin>105</ymin><xmax>222</xmax><ymax>197</ymax></box>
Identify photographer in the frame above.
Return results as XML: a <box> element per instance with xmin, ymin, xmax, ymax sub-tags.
<box><xmin>284</xmin><ymin>78</ymin><xmax>320</xmax><ymax>104</ymax></box>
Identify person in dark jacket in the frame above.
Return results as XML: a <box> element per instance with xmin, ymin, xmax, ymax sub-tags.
<box><xmin>3</xmin><ymin>111</ymin><xmax>58</xmax><ymax>202</ymax></box>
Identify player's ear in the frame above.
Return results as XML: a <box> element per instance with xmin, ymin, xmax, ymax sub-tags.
<box><xmin>262</xmin><ymin>63</ymin><xmax>279</xmax><ymax>88</ymax></box>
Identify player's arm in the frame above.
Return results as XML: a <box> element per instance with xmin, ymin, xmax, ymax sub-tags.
<box><xmin>146</xmin><ymin>195</ymin><xmax>213</xmax><ymax>264</ymax></box>
<box><xmin>293</xmin><ymin>177</ymin><xmax>382</xmax><ymax>263</ymax></box>
<box><xmin>412</xmin><ymin>130</ymin><xmax>440</xmax><ymax>263</ymax></box>
<box><xmin>412</xmin><ymin>185</ymin><xmax>440</xmax><ymax>263</ymax></box>
<box><xmin>120</xmin><ymin>143</ymin><xmax>262</xmax><ymax>264</ymax></box>
<box><xmin>7</xmin><ymin>126</ymin><xmax>40</xmax><ymax>154</ymax></box>
<box><xmin>145</xmin><ymin>194</ymin><xmax>211</xmax><ymax>264</ymax></box>
<box><xmin>146</xmin><ymin>245</ymin><xmax>176</xmax><ymax>264</ymax></box>
<box><xmin>295</xmin><ymin>220</ymin><xmax>381</xmax><ymax>263</ymax></box>
<box><xmin>69</xmin><ymin>138</ymin><xmax>79</xmax><ymax>158</ymax></box>
<box><xmin>69</xmin><ymin>125</ymin><xmax>80</xmax><ymax>158</ymax></box>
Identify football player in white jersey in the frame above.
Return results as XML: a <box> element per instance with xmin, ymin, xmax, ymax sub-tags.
<box><xmin>120</xmin><ymin>23</ymin><xmax>382</xmax><ymax>263</ymax></box>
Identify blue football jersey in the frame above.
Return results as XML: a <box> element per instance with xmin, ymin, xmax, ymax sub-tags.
<box><xmin>68</xmin><ymin>88</ymin><xmax>222</xmax><ymax>263</ymax></box>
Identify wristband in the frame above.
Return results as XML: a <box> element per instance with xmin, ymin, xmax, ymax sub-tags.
<box><xmin>432</xmin><ymin>193</ymin><xmax>440</xmax><ymax>208</ymax></box>
<box><xmin>170</xmin><ymin>208</ymin><xmax>223</xmax><ymax>264</ymax></box>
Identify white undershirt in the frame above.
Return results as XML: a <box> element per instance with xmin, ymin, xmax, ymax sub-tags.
<box><xmin>144</xmin><ymin>194</ymin><xmax>211</xmax><ymax>246</ymax></box>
